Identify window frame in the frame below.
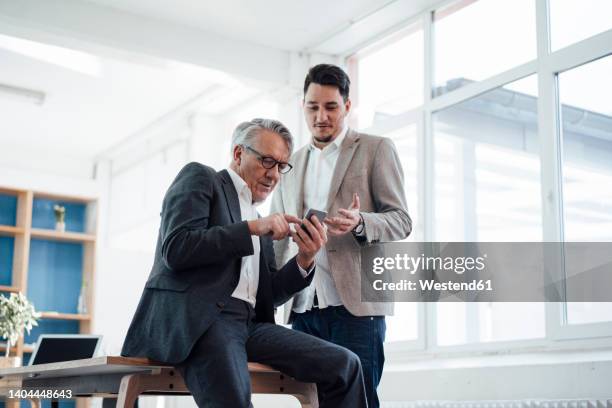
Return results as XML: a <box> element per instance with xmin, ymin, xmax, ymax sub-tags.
<box><xmin>342</xmin><ymin>0</ymin><xmax>612</xmax><ymax>356</ymax></box>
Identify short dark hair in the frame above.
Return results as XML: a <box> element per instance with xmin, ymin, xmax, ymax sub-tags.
<box><xmin>303</xmin><ymin>64</ymin><xmax>351</xmax><ymax>102</ymax></box>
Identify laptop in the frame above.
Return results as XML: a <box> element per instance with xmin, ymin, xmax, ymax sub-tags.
<box><xmin>28</xmin><ymin>334</ymin><xmax>103</xmax><ymax>366</ymax></box>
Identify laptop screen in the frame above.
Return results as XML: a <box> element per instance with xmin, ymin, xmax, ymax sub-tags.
<box><xmin>29</xmin><ymin>336</ymin><xmax>101</xmax><ymax>365</ymax></box>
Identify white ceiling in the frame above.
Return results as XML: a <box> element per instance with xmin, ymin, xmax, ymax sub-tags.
<box><xmin>0</xmin><ymin>35</ymin><xmax>258</xmax><ymax>159</ymax></box>
<box><xmin>0</xmin><ymin>0</ymin><xmax>437</xmax><ymax>164</ymax></box>
<box><xmin>84</xmin><ymin>0</ymin><xmax>394</xmax><ymax>51</ymax></box>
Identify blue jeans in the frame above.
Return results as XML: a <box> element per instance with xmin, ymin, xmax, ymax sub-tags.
<box><xmin>292</xmin><ymin>306</ymin><xmax>386</xmax><ymax>408</ymax></box>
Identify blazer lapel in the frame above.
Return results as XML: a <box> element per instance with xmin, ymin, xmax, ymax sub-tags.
<box><xmin>326</xmin><ymin>129</ymin><xmax>360</xmax><ymax>211</ymax></box>
<box><xmin>219</xmin><ymin>169</ymin><xmax>242</xmax><ymax>223</ymax></box>
<box><xmin>287</xmin><ymin>147</ymin><xmax>310</xmax><ymax>217</ymax></box>
<box><xmin>258</xmin><ymin>236</ymin><xmax>271</xmax><ymax>283</ymax></box>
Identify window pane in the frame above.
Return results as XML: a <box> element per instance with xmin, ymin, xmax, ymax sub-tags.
<box><xmin>386</xmin><ymin>303</ymin><xmax>419</xmax><ymax>343</ymax></box>
<box><xmin>566</xmin><ymin>302</ymin><xmax>612</xmax><ymax>325</ymax></box>
<box><xmin>433</xmin><ymin>75</ymin><xmax>545</xmax><ymax>344</ymax></box>
<box><xmin>433</xmin><ymin>0</ymin><xmax>536</xmax><ymax>97</ymax></box>
<box><xmin>383</xmin><ymin>124</ymin><xmax>420</xmax><ymax>242</ymax></box>
<box><xmin>560</xmin><ymin>55</ymin><xmax>612</xmax><ymax>241</ymax></box>
<box><xmin>559</xmin><ymin>55</ymin><xmax>612</xmax><ymax>325</ymax></box>
<box><xmin>433</xmin><ymin>75</ymin><xmax>542</xmax><ymax>241</ymax></box>
<box><xmin>348</xmin><ymin>24</ymin><xmax>423</xmax><ymax>130</ymax></box>
<box><xmin>437</xmin><ymin>303</ymin><xmax>545</xmax><ymax>346</ymax></box>
<box><xmin>550</xmin><ymin>0</ymin><xmax>612</xmax><ymax>51</ymax></box>
<box><xmin>381</xmin><ymin>124</ymin><xmax>420</xmax><ymax>343</ymax></box>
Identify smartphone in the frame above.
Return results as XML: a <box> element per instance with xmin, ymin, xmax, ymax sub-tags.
<box><xmin>300</xmin><ymin>209</ymin><xmax>327</xmax><ymax>237</ymax></box>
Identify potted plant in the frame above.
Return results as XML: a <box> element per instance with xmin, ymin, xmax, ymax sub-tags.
<box><xmin>0</xmin><ymin>292</ymin><xmax>40</xmax><ymax>367</ymax></box>
<box><xmin>54</xmin><ymin>204</ymin><xmax>66</xmax><ymax>232</ymax></box>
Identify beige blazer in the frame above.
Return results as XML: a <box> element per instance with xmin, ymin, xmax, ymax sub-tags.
<box><xmin>271</xmin><ymin>129</ymin><xmax>412</xmax><ymax>320</ymax></box>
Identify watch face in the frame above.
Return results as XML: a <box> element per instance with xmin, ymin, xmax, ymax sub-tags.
<box><xmin>352</xmin><ymin>214</ymin><xmax>365</xmax><ymax>234</ymax></box>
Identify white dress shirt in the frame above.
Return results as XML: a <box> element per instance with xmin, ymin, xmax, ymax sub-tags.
<box><xmin>292</xmin><ymin>126</ymin><xmax>349</xmax><ymax>312</ymax></box>
<box><xmin>227</xmin><ymin>168</ymin><xmax>313</xmax><ymax>308</ymax></box>
<box><xmin>227</xmin><ymin>168</ymin><xmax>261</xmax><ymax>307</ymax></box>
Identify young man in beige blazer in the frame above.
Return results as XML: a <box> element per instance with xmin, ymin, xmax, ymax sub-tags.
<box><xmin>271</xmin><ymin>64</ymin><xmax>412</xmax><ymax>408</ymax></box>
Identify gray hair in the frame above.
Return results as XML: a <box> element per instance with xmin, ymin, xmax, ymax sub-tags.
<box><xmin>231</xmin><ymin>118</ymin><xmax>293</xmax><ymax>155</ymax></box>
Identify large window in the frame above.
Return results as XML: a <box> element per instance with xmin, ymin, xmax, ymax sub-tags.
<box><xmin>433</xmin><ymin>75</ymin><xmax>545</xmax><ymax>345</ymax></box>
<box><xmin>346</xmin><ymin>0</ymin><xmax>612</xmax><ymax>352</ymax></box>
<box><xmin>559</xmin><ymin>55</ymin><xmax>612</xmax><ymax>326</ymax></box>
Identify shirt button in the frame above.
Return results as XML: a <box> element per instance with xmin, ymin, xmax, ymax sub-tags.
<box><xmin>216</xmin><ymin>301</ymin><xmax>225</xmax><ymax>308</ymax></box>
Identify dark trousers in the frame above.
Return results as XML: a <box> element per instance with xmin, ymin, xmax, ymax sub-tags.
<box><xmin>292</xmin><ymin>306</ymin><xmax>386</xmax><ymax>408</ymax></box>
<box><xmin>176</xmin><ymin>297</ymin><xmax>368</xmax><ymax>408</ymax></box>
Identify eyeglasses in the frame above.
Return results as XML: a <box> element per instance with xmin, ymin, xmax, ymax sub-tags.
<box><xmin>242</xmin><ymin>145</ymin><xmax>293</xmax><ymax>174</ymax></box>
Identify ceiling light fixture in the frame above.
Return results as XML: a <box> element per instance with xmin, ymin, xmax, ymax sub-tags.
<box><xmin>0</xmin><ymin>83</ymin><xmax>46</xmax><ymax>105</ymax></box>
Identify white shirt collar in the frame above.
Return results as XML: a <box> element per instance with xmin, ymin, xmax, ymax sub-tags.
<box><xmin>309</xmin><ymin>125</ymin><xmax>349</xmax><ymax>152</ymax></box>
<box><xmin>226</xmin><ymin>167</ymin><xmax>254</xmax><ymax>204</ymax></box>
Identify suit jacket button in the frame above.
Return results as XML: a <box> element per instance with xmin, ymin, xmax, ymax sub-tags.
<box><xmin>217</xmin><ymin>301</ymin><xmax>225</xmax><ymax>308</ymax></box>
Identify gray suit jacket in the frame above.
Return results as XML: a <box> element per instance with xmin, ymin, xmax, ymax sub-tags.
<box><xmin>121</xmin><ymin>163</ymin><xmax>313</xmax><ymax>363</ymax></box>
<box><xmin>271</xmin><ymin>129</ymin><xmax>411</xmax><ymax>319</ymax></box>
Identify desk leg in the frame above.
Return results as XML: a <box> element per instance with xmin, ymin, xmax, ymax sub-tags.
<box><xmin>115</xmin><ymin>368</ymin><xmax>318</xmax><ymax>408</ymax></box>
<box><xmin>290</xmin><ymin>384</ymin><xmax>318</xmax><ymax>408</ymax></box>
<box><xmin>116</xmin><ymin>369</ymin><xmax>187</xmax><ymax>408</ymax></box>
<box><xmin>251</xmin><ymin>372</ymin><xmax>319</xmax><ymax>408</ymax></box>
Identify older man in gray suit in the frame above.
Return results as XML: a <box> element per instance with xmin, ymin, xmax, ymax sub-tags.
<box><xmin>122</xmin><ymin>118</ymin><xmax>368</xmax><ymax>408</ymax></box>
<box><xmin>271</xmin><ymin>64</ymin><xmax>412</xmax><ymax>408</ymax></box>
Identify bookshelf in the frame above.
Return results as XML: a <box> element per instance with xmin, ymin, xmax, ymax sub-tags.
<box><xmin>0</xmin><ymin>187</ymin><xmax>97</xmax><ymax>366</ymax></box>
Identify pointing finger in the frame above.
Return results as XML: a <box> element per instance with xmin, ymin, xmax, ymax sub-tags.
<box><xmin>350</xmin><ymin>193</ymin><xmax>360</xmax><ymax>210</ymax></box>
<box><xmin>283</xmin><ymin>214</ymin><xmax>302</xmax><ymax>224</ymax></box>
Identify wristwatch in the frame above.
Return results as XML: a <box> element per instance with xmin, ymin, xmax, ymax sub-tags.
<box><xmin>352</xmin><ymin>213</ymin><xmax>365</xmax><ymax>235</ymax></box>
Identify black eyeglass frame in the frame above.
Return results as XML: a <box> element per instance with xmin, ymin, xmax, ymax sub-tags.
<box><xmin>242</xmin><ymin>145</ymin><xmax>293</xmax><ymax>174</ymax></box>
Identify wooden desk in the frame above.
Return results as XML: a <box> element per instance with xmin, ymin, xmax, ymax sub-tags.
<box><xmin>0</xmin><ymin>356</ymin><xmax>318</xmax><ymax>408</ymax></box>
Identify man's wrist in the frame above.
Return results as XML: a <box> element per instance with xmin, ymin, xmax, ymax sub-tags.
<box><xmin>296</xmin><ymin>254</ymin><xmax>314</xmax><ymax>270</ymax></box>
<box><xmin>247</xmin><ymin>220</ymin><xmax>259</xmax><ymax>235</ymax></box>
<box><xmin>352</xmin><ymin>213</ymin><xmax>365</xmax><ymax>234</ymax></box>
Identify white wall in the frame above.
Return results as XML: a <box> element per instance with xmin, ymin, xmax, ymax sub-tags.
<box><xmin>0</xmin><ymin>155</ymin><xmax>97</xmax><ymax>195</ymax></box>
<box><xmin>0</xmin><ymin>143</ymin><xmax>94</xmax><ymax>182</ymax></box>
<box><xmin>93</xmin><ymin>247</ymin><xmax>153</xmax><ymax>356</ymax></box>
<box><xmin>380</xmin><ymin>352</ymin><xmax>612</xmax><ymax>401</ymax></box>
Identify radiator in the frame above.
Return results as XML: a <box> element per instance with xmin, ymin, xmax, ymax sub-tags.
<box><xmin>382</xmin><ymin>400</ymin><xmax>612</xmax><ymax>408</ymax></box>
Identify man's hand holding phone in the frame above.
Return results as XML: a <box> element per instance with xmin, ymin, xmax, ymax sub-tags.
<box><xmin>247</xmin><ymin>213</ymin><xmax>301</xmax><ymax>240</ymax></box>
<box><xmin>292</xmin><ymin>209</ymin><xmax>327</xmax><ymax>270</ymax></box>
<box><xmin>247</xmin><ymin>210</ymin><xmax>326</xmax><ymax>270</ymax></box>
